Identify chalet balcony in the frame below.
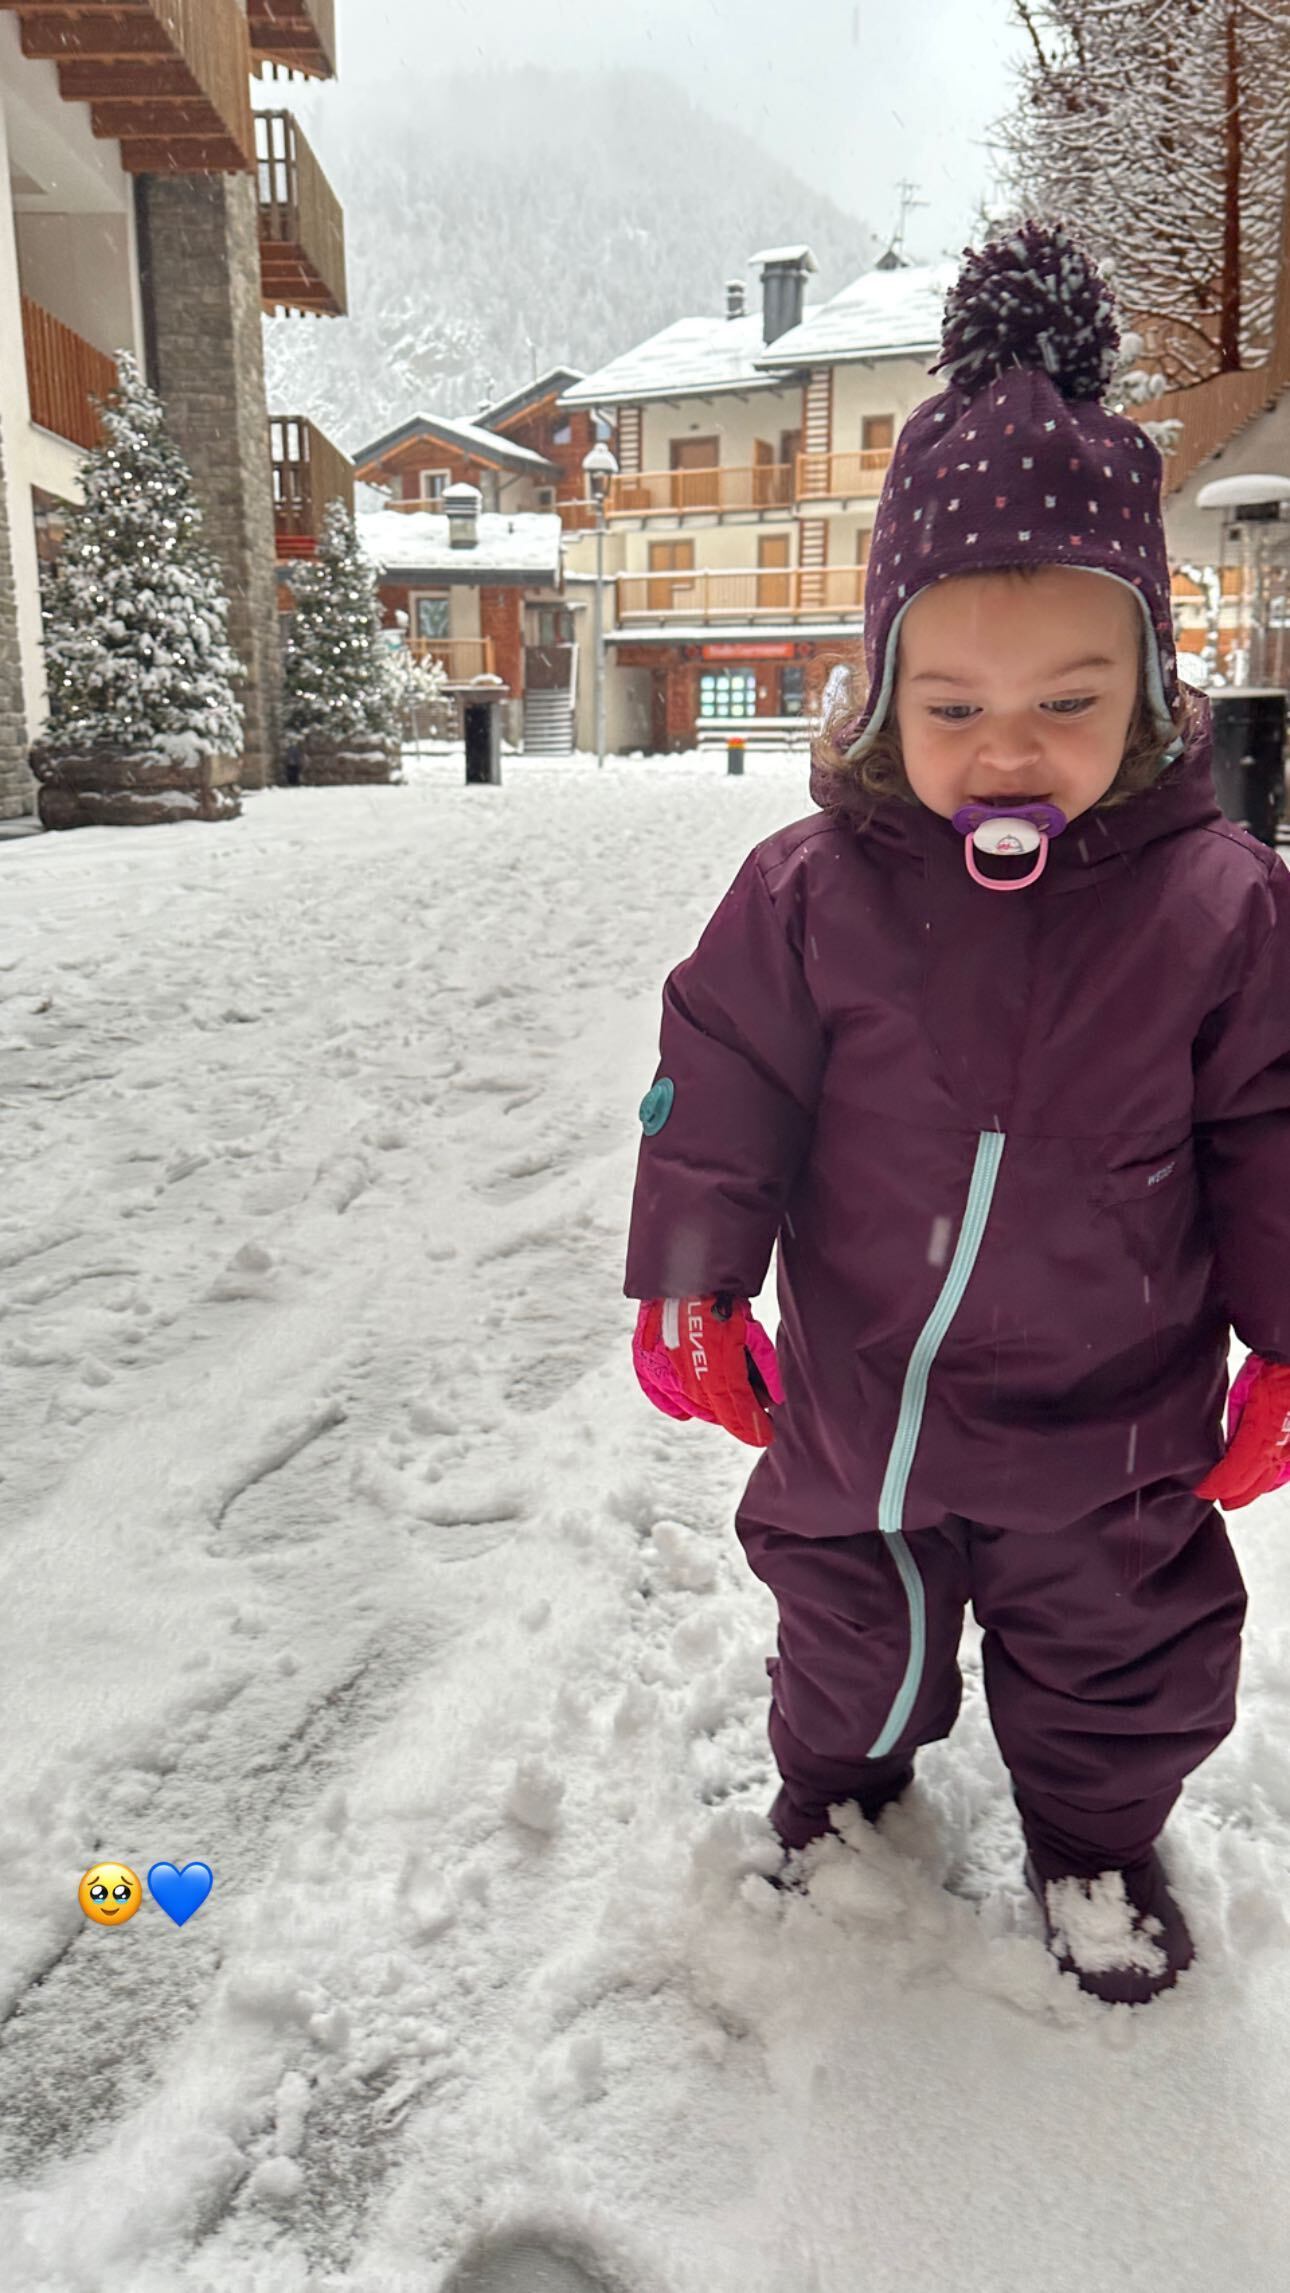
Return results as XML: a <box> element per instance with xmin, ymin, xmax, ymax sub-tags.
<box><xmin>22</xmin><ymin>295</ymin><xmax>117</xmax><ymax>451</ymax></box>
<box><xmin>0</xmin><ymin>0</ymin><xmax>257</xmax><ymax>173</ymax></box>
<box><xmin>256</xmin><ymin>109</ymin><xmax>347</xmax><ymax>317</ymax></box>
<box><xmin>270</xmin><ymin>414</ymin><xmax>354</xmax><ymax>558</ymax></box>
<box><xmin>605</xmin><ymin>463</ymin><xmax>795</xmax><ymax>518</ymax></box>
<box><xmin>618</xmin><ymin>567</ymin><xmax>865</xmax><ymax>619</ymax></box>
<box><xmin>410</xmin><ymin>637</ymin><xmax>496</xmax><ymax>682</ymax></box>
<box><xmin>248</xmin><ymin>0</ymin><xmax>336</xmax><ymax>80</ymax></box>
<box><xmin>554</xmin><ymin>497</ymin><xmax>601</xmax><ymax>532</ymax></box>
<box><xmin>796</xmin><ymin>448</ymin><xmax>893</xmax><ymax>501</ymax></box>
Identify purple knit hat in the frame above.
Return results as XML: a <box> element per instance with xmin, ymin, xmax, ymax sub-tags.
<box><xmin>839</xmin><ymin>221</ymin><xmax>1182</xmax><ymax>768</ymax></box>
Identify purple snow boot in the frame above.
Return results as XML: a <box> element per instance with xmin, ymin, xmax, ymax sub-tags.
<box><xmin>1025</xmin><ymin>1848</ymin><xmax>1195</xmax><ymax>2005</ymax></box>
<box><xmin>768</xmin><ymin>1759</ymin><xmax>916</xmax><ymax>1888</ymax></box>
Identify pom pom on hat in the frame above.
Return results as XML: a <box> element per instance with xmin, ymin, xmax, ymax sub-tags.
<box><xmin>931</xmin><ymin>219</ymin><xmax>1119</xmax><ymax>403</ymax></box>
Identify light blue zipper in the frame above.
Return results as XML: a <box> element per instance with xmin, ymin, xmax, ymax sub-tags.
<box><xmin>866</xmin><ymin>1129</ymin><xmax>1006</xmax><ymax>1758</ymax></box>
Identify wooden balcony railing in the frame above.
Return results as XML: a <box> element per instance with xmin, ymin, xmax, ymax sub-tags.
<box><xmin>618</xmin><ymin>566</ymin><xmax>866</xmax><ymax>618</ymax></box>
<box><xmin>410</xmin><ymin>637</ymin><xmax>496</xmax><ymax>682</ymax></box>
<box><xmin>21</xmin><ymin>297</ymin><xmax>117</xmax><ymax>452</ymax></box>
<box><xmin>256</xmin><ymin>110</ymin><xmax>347</xmax><ymax>317</ymax></box>
<box><xmin>270</xmin><ymin>414</ymin><xmax>354</xmax><ymax>556</ymax></box>
<box><xmin>248</xmin><ymin>0</ymin><xmax>336</xmax><ymax>79</ymax></box>
<box><xmin>555</xmin><ymin>498</ymin><xmax>602</xmax><ymax>532</ymax></box>
<box><xmin>2</xmin><ymin>0</ymin><xmax>257</xmax><ymax>173</ymax></box>
<box><xmin>606</xmin><ymin>463</ymin><xmax>796</xmax><ymax>517</ymax></box>
<box><xmin>796</xmin><ymin>448</ymin><xmax>893</xmax><ymax>500</ymax></box>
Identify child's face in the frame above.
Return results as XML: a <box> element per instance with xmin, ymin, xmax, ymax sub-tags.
<box><xmin>893</xmin><ymin>567</ymin><xmax>1143</xmax><ymax>823</ymax></box>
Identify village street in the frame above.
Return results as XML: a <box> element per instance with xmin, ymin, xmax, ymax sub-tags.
<box><xmin>2</xmin><ymin>758</ymin><xmax>1290</xmax><ymax>2292</ymax></box>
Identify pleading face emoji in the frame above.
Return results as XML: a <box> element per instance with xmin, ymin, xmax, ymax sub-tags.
<box><xmin>78</xmin><ymin>1863</ymin><xmax>142</xmax><ymax>1926</ymax></box>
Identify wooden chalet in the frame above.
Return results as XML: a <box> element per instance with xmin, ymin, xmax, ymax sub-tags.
<box><xmin>353</xmin><ymin>399</ymin><xmax>605</xmax><ymax>754</ymax></box>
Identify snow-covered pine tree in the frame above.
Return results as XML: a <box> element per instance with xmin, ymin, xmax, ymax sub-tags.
<box><xmin>32</xmin><ymin>351</ymin><xmax>244</xmax><ymax>828</ymax></box>
<box><xmin>992</xmin><ymin>0</ymin><xmax>1290</xmax><ymax>388</ymax></box>
<box><xmin>282</xmin><ymin>501</ymin><xmax>400</xmax><ymax>782</ymax></box>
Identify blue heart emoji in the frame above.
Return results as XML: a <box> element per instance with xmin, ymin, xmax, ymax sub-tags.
<box><xmin>147</xmin><ymin>1861</ymin><xmax>214</xmax><ymax>1927</ymax></box>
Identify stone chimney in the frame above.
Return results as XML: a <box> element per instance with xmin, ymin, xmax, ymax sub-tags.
<box><xmin>725</xmin><ymin>278</ymin><xmax>746</xmax><ymax>320</ymax></box>
<box><xmin>442</xmin><ymin>481</ymin><xmax>481</xmax><ymax>549</ymax></box>
<box><xmin>750</xmin><ymin>245</ymin><xmax>819</xmax><ymax>344</ymax></box>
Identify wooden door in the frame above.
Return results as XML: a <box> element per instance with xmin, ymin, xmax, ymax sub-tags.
<box><xmin>758</xmin><ymin>532</ymin><xmax>791</xmax><ymax>612</ymax></box>
<box><xmin>669</xmin><ymin>434</ymin><xmax>720</xmax><ymax>510</ymax></box>
<box><xmin>648</xmin><ymin>538</ymin><xmax>695</xmax><ymax>612</ymax></box>
<box><xmin>753</xmin><ymin>438</ymin><xmax>775</xmax><ymax>507</ymax></box>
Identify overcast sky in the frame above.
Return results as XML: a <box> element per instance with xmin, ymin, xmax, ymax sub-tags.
<box><xmin>330</xmin><ymin>0</ymin><xmax>1028</xmax><ymax>260</ymax></box>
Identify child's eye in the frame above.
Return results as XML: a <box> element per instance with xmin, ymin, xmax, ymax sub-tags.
<box><xmin>927</xmin><ymin>696</ymin><xmax>1096</xmax><ymax>724</ymax></box>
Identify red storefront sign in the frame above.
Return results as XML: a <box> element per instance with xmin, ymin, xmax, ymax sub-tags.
<box><xmin>699</xmin><ymin>642</ymin><xmax>795</xmax><ymax>661</ymax></box>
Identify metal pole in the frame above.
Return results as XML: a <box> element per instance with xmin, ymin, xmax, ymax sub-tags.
<box><xmin>594</xmin><ymin>505</ymin><xmax>606</xmax><ymax>769</ymax></box>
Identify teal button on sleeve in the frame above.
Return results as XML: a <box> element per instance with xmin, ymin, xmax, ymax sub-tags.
<box><xmin>639</xmin><ymin>1078</ymin><xmax>675</xmax><ymax>1136</ymax></box>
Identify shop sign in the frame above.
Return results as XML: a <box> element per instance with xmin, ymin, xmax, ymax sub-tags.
<box><xmin>699</xmin><ymin>642</ymin><xmax>795</xmax><ymax>660</ymax></box>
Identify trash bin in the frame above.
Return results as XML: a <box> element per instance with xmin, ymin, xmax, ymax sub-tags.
<box><xmin>1209</xmin><ymin>688</ymin><xmax>1287</xmax><ymax>848</ymax></box>
<box><xmin>726</xmin><ymin>736</ymin><xmax>746</xmax><ymax>777</ymax></box>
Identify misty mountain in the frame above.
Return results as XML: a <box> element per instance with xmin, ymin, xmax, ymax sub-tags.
<box><xmin>261</xmin><ymin>66</ymin><xmax>883</xmax><ymax>454</ymax></box>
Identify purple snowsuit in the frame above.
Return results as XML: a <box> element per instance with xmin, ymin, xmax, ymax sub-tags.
<box><xmin>625</xmin><ymin>705</ymin><xmax>1290</xmax><ymax>1872</ymax></box>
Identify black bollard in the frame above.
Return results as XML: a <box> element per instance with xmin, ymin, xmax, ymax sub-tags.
<box><xmin>463</xmin><ymin>695</ymin><xmax>503</xmax><ymax>785</ymax></box>
<box><xmin>726</xmin><ymin>735</ymin><xmax>746</xmax><ymax>776</ymax></box>
<box><xmin>1210</xmin><ymin>689</ymin><xmax>1286</xmax><ymax>847</ymax></box>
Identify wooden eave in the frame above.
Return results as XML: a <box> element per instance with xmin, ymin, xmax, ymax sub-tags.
<box><xmin>0</xmin><ymin>0</ymin><xmax>256</xmax><ymax>173</ymax></box>
<box><xmin>247</xmin><ymin>0</ymin><xmax>336</xmax><ymax>81</ymax></box>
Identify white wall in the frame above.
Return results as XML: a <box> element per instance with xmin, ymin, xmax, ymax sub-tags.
<box><xmin>0</xmin><ymin>15</ymin><xmax>146</xmax><ymax>731</ymax></box>
<box><xmin>830</xmin><ymin>356</ymin><xmax>938</xmax><ymax>448</ymax></box>
<box><xmin>639</xmin><ymin>385</ymin><xmax>805</xmax><ymax>470</ymax></box>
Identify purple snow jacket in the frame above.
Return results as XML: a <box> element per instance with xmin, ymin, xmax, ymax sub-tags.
<box><xmin>624</xmin><ymin>700</ymin><xmax>1290</xmax><ymax>1540</ymax></box>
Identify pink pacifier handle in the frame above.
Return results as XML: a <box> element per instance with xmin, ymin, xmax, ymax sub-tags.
<box><xmin>964</xmin><ymin>837</ymin><xmax>1050</xmax><ymax>892</ymax></box>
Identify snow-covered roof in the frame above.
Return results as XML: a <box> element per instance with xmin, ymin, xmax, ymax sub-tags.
<box><xmin>755</xmin><ymin>261</ymin><xmax>956</xmax><ymax>369</ymax></box>
<box><xmin>352</xmin><ymin>413</ymin><xmax>555</xmax><ymax>480</ymax></box>
<box><xmin>475</xmin><ymin>367</ymin><xmax>586</xmax><ymax>431</ymax></box>
<box><xmin>558</xmin><ymin>308</ymin><xmax>821</xmax><ymax>409</ymax></box>
<box><xmin>358</xmin><ymin>509</ymin><xmax>562</xmax><ymax>581</ymax></box>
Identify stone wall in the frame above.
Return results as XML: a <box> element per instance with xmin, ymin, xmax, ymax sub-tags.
<box><xmin>0</xmin><ymin>410</ymin><xmax>33</xmax><ymax>821</ymax></box>
<box><xmin>136</xmin><ymin>171</ymin><xmax>281</xmax><ymax>788</ymax></box>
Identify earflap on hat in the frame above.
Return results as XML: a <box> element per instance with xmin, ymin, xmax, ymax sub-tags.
<box><xmin>839</xmin><ymin>220</ymin><xmax>1182</xmax><ymax>777</ymax></box>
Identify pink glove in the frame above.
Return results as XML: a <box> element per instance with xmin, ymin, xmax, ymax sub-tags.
<box><xmin>1195</xmin><ymin>1355</ymin><xmax>1290</xmax><ymax>1509</ymax></box>
<box><xmin>632</xmin><ymin>1295</ymin><xmax>784</xmax><ymax>1444</ymax></box>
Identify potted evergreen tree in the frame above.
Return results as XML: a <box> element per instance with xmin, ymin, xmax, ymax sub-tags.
<box><xmin>30</xmin><ymin>353</ymin><xmax>243</xmax><ymax>830</ymax></box>
<box><xmin>282</xmin><ymin>502</ymin><xmax>400</xmax><ymax>784</ymax></box>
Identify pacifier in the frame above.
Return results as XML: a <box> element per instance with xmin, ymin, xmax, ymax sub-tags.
<box><xmin>950</xmin><ymin>801</ymin><xmax>1068</xmax><ymax>891</ymax></box>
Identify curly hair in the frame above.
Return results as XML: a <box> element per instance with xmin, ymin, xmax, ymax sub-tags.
<box><xmin>811</xmin><ymin>576</ymin><xmax>1198</xmax><ymax>812</ymax></box>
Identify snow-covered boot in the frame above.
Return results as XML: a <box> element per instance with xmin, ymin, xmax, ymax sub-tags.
<box><xmin>768</xmin><ymin>1760</ymin><xmax>915</xmax><ymax>1889</ymax></box>
<box><xmin>1025</xmin><ymin>1848</ymin><xmax>1195</xmax><ymax>2005</ymax></box>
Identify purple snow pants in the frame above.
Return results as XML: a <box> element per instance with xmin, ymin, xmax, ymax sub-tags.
<box><xmin>737</xmin><ymin>1484</ymin><xmax>1247</xmax><ymax>1875</ymax></box>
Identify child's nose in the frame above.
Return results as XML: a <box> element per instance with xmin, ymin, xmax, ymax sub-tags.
<box><xmin>975</xmin><ymin>724</ymin><xmax>1043</xmax><ymax>773</ymax></box>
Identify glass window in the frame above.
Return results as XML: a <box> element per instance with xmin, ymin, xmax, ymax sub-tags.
<box><xmin>418</xmin><ymin>469</ymin><xmax>451</xmax><ymax>501</ymax></box>
<box><xmin>414</xmin><ymin>594</ymin><xmax>450</xmax><ymax>640</ymax></box>
<box><xmin>699</xmin><ymin>671</ymin><xmax>757</xmax><ymax>719</ymax></box>
<box><xmin>553</xmin><ymin>421</ymin><xmax>572</xmax><ymax>445</ymax></box>
<box><xmin>781</xmin><ymin>664</ymin><xmax>807</xmax><ymax>716</ymax></box>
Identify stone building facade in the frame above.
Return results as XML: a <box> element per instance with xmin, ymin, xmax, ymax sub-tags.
<box><xmin>137</xmin><ymin>173</ymin><xmax>282</xmax><ymax>790</ymax></box>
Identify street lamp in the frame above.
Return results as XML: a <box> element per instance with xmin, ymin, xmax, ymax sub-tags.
<box><xmin>582</xmin><ymin>438</ymin><xmax>619</xmax><ymax>769</ymax></box>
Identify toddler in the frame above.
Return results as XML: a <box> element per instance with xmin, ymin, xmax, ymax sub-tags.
<box><xmin>626</xmin><ymin>223</ymin><xmax>1290</xmax><ymax>2006</ymax></box>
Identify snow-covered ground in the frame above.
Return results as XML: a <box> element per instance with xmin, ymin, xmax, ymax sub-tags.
<box><xmin>3</xmin><ymin>750</ymin><xmax>1290</xmax><ymax>2293</ymax></box>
